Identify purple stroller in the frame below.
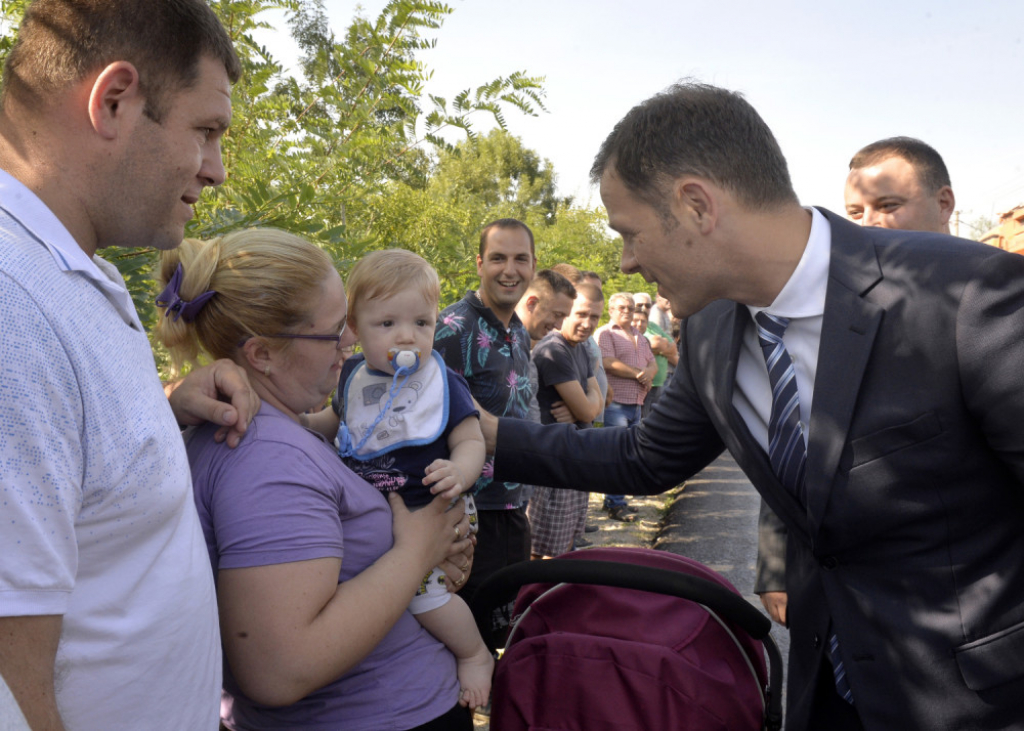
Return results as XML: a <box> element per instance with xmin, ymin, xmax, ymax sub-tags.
<box><xmin>471</xmin><ymin>546</ymin><xmax>783</xmax><ymax>731</ymax></box>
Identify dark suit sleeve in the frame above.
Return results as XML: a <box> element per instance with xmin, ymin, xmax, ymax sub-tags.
<box><xmin>957</xmin><ymin>251</ymin><xmax>1024</xmax><ymax>483</ymax></box>
<box><xmin>494</xmin><ymin>320</ymin><xmax>725</xmax><ymax>493</ymax></box>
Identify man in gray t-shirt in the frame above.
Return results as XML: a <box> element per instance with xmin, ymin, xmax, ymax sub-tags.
<box><xmin>527</xmin><ymin>284</ymin><xmax>604</xmax><ymax>557</ymax></box>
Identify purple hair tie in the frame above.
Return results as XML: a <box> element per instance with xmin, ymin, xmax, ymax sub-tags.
<box><xmin>156</xmin><ymin>262</ymin><xmax>216</xmax><ymax>323</ymax></box>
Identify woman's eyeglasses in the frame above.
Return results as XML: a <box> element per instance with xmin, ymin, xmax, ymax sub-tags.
<box><xmin>240</xmin><ymin>319</ymin><xmax>348</xmax><ymax>349</ymax></box>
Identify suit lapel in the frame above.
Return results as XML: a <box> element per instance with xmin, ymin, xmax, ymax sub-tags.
<box><xmin>715</xmin><ymin>303</ymin><xmax>744</xmax><ymax>418</ymax></box>
<box><xmin>806</xmin><ymin>210</ymin><xmax>884</xmax><ymax>534</ymax></box>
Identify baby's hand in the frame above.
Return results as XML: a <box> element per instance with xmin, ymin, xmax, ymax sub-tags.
<box><xmin>423</xmin><ymin>459</ymin><xmax>468</xmax><ymax>501</ymax></box>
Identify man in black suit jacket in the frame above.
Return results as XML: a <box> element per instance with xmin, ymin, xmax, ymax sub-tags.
<box><xmin>487</xmin><ymin>84</ymin><xmax>1024</xmax><ymax>730</ymax></box>
<box><xmin>755</xmin><ymin>136</ymin><xmax>961</xmax><ymax>627</ymax></box>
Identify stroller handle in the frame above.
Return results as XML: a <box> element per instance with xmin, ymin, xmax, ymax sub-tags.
<box><xmin>470</xmin><ymin>557</ymin><xmax>784</xmax><ymax>731</ymax></box>
<box><xmin>470</xmin><ymin>557</ymin><xmax>772</xmax><ymax>644</ymax></box>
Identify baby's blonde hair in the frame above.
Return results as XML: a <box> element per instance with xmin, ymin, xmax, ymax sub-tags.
<box><xmin>155</xmin><ymin>228</ymin><xmax>334</xmax><ymax>376</ymax></box>
<box><xmin>346</xmin><ymin>249</ymin><xmax>440</xmax><ymax>326</ymax></box>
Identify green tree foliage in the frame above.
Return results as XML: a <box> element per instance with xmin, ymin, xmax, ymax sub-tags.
<box><xmin>203</xmin><ymin>0</ymin><xmax>546</xmax><ymax>259</ymax></box>
<box><xmin>367</xmin><ymin>127</ymin><xmax>645</xmax><ymax>307</ymax></box>
<box><xmin>0</xmin><ymin>1</ymin><xmax>642</xmax><ymax>336</ymax></box>
<box><xmin>0</xmin><ymin>0</ymin><xmax>546</xmax><ymax>323</ymax></box>
<box><xmin>370</xmin><ymin>128</ymin><xmax>567</xmax><ymax>301</ymax></box>
<box><xmin>0</xmin><ymin>1</ymin><xmax>29</xmax><ymax>57</ymax></box>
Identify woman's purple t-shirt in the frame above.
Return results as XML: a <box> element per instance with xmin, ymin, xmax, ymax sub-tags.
<box><xmin>187</xmin><ymin>402</ymin><xmax>458</xmax><ymax>731</ymax></box>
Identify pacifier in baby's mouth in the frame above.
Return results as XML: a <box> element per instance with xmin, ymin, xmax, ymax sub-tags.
<box><xmin>388</xmin><ymin>347</ymin><xmax>421</xmax><ymax>372</ymax></box>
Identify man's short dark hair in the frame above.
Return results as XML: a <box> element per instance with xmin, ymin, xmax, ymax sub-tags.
<box><xmin>551</xmin><ymin>262</ymin><xmax>582</xmax><ymax>284</ymax></box>
<box><xmin>479</xmin><ymin>218</ymin><xmax>535</xmax><ymax>257</ymax></box>
<box><xmin>575</xmin><ymin>281</ymin><xmax>603</xmax><ymax>303</ymax></box>
<box><xmin>849</xmin><ymin>136</ymin><xmax>951</xmax><ymax>194</ymax></box>
<box><xmin>529</xmin><ymin>268</ymin><xmax>576</xmax><ymax>302</ymax></box>
<box><xmin>590</xmin><ymin>81</ymin><xmax>798</xmax><ymax>213</ymax></box>
<box><xmin>2</xmin><ymin>0</ymin><xmax>241</xmax><ymax>121</ymax></box>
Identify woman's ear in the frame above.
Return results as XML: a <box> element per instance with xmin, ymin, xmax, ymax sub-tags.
<box><xmin>241</xmin><ymin>336</ymin><xmax>273</xmax><ymax>376</ymax></box>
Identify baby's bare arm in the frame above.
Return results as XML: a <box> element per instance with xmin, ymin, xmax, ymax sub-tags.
<box><xmin>423</xmin><ymin>416</ymin><xmax>486</xmax><ymax>500</ymax></box>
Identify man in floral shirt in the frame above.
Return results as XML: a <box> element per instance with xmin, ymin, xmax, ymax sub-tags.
<box><xmin>434</xmin><ymin>218</ymin><xmax>536</xmax><ymax>643</ymax></box>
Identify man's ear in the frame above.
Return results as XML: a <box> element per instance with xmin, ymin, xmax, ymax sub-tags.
<box><xmin>936</xmin><ymin>185</ymin><xmax>956</xmax><ymax>225</ymax></box>
<box><xmin>525</xmin><ymin>294</ymin><xmax>539</xmax><ymax>313</ymax></box>
<box><xmin>674</xmin><ymin>178</ymin><xmax>718</xmax><ymax>236</ymax></box>
<box><xmin>87</xmin><ymin>61</ymin><xmax>143</xmax><ymax>140</ymax></box>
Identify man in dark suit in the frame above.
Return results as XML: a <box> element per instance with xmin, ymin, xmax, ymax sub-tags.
<box><xmin>486</xmin><ymin>84</ymin><xmax>1024</xmax><ymax>730</ymax></box>
<box><xmin>755</xmin><ymin>136</ymin><xmax>960</xmax><ymax>627</ymax></box>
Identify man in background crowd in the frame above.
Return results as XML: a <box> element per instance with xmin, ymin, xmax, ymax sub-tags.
<box><xmin>515</xmin><ymin>268</ymin><xmax>576</xmax><ymax>347</ymax></box>
<box><xmin>553</xmin><ymin>265</ymin><xmax>611</xmax><ymax>423</ymax></box>
<box><xmin>633</xmin><ymin>292</ymin><xmax>677</xmax><ymax>415</ymax></box>
<box><xmin>650</xmin><ymin>292</ymin><xmax>673</xmax><ymax>332</ymax></box>
<box><xmin>581</xmin><ymin>271</ymin><xmax>613</xmax><ymax>425</ymax></box>
<box><xmin>514</xmin><ymin>267</ymin><xmax>576</xmax><ymax>526</ymax></box>
<box><xmin>597</xmin><ymin>292</ymin><xmax>656</xmax><ymax>521</ymax></box>
<box><xmin>843</xmin><ymin>136</ymin><xmax>955</xmax><ymax>234</ymax></box>
<box><xmin>527</xmin><ymin>282</ymin><xmax>605</xmax><ymax>557</ymax></box>
<box><xmin>552</xmin><ymin>265</ymin><xmax>606</xmax><ymax>538</ymax></box>
<box><xmin>434</xmin><ymin>218</ymin><xmax>535</xmax><ymax>643</ymax></box>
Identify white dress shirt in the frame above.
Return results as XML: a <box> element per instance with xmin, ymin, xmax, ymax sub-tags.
<box><xmin>733</xmin><ymin>207</ymin><xmax>831</xmax><ymax>454</ymax></box>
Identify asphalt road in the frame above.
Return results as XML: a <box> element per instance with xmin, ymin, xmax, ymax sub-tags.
<box><xmin>654</xmin><ymin>453</ymin><xmax>791</xmax><ymax>707</ymax></box>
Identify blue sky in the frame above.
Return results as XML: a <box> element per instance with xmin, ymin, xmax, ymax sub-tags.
<box><xmin>258</xmin><ymin>0</ymin><xmax>1024</xmax><ymax>234</ymax></box>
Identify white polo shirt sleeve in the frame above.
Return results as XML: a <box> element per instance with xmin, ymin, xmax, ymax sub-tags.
<box><xmin>0</xmin><ymin>270</ymin><xmax>83</xmax><ymax>615</ymax></box>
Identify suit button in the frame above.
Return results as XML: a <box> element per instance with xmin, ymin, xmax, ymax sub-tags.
<box><xmin>812</xmin><ymin>634</ymin><xmax>822</xmax><ymax>649</ymax></box>
<box><xmin>821</xmin><ymin>556</ymin><xmax>839</xmax><ymax>570</ymax></box>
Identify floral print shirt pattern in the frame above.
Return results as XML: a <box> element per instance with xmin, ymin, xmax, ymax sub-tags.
<box><xmin>435</xmin><ymin>290</ymin><xmax>533</xmax><ymax>509</ymax></box>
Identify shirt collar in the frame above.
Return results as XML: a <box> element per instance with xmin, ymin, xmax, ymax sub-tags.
<box><xmin>747</xmin><ymin>206</ymin><xmax>830</xmax><ymax>321</ymax></box>
<box><xmin>465</xmin><ymin>288</ymin><xmax>525</xmax><ymax>333</ymax></box>
<box><xmin>0</xmin><ymin>169</ymin><xmax>140</xmax><ymax>327</ymax></box>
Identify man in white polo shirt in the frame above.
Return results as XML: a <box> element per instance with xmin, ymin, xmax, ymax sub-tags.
<box><xmin>0</xmin><ymin>2</ymin><xmax>255</xmax><ymax>728</ymax></box>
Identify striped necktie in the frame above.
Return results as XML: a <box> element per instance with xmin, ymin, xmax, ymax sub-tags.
<box><xmin>754</xmin><ymin>312</ymin><xmax>806</xmax><ymax>503</ymax></box>
<box><xmin>754</xmin><ymin>312</ymin><xmax>854</xmax><ymax>704</ymax></box>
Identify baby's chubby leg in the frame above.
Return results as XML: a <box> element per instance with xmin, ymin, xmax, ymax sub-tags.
<box><xmin>409</xmin><ymin>497</ymin><xmax>490</xmax><ymax>707</ymax></box>
<box><xmin>414</xmin><ymin>591</ymin><xmax>493</xmax><ymax>709</ymax></box>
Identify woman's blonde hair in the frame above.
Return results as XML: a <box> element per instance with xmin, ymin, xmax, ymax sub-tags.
<box><xmin>345</xmin><ymin>249</ymin><xmax>440</xmax><ymax>326</ymax></box>
<box><xmin>155</xmin><ymin>228</ymin><xmax>334</xmax><ymax>376</ymax></box>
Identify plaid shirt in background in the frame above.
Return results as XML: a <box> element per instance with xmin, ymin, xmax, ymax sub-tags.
<box><xmin>598</xmin><ymin>323</ymin><xmax>655</xmax><ymax>406</ymax></box>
